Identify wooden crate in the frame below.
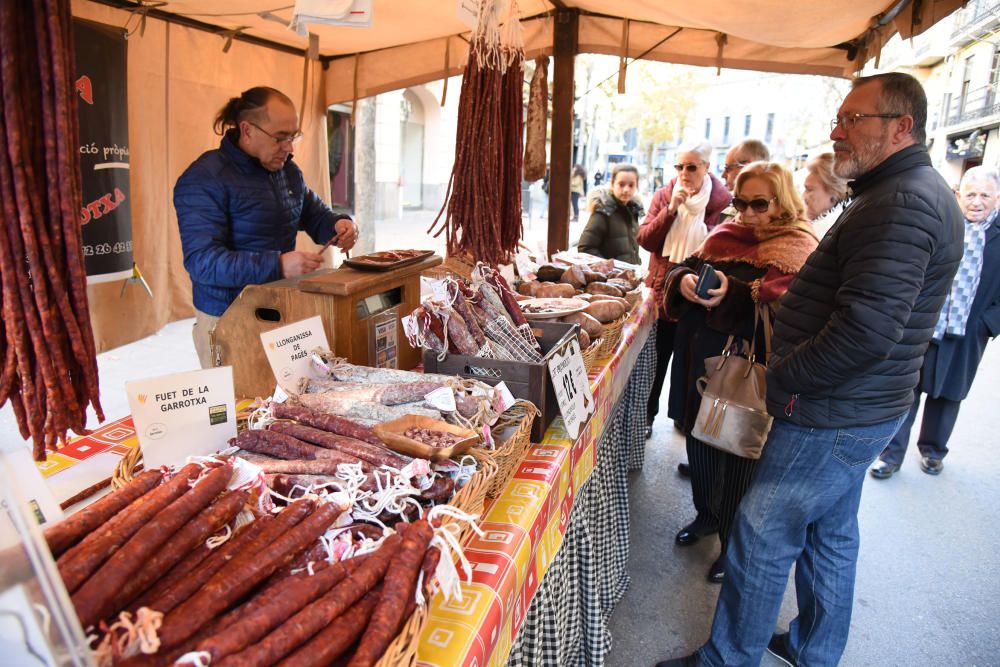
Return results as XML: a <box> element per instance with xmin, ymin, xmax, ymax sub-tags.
<box><xmin>423</xmin><ymin>321</ymin><xmax>578</xmax><ymax>441</ymax></box>
<box><xmin>211</xmin><ymin>255</ymin><xmax>441</xmax><ymax>398</ymax></box>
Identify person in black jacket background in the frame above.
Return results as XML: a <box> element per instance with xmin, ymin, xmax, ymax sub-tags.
<box><xmin>577</xmin><ymin>163</ymin><xmax>644</xmax><ymax>264</ymax></box>
<box><xmin>871</xmin><ymin>166</ymin><xmax>1000</xmax><ymax>479</ymax></box>
<box><xmin>657</xmin><ymin>73</ymin><xmax>963</xmax><ymax>667</ymax></box>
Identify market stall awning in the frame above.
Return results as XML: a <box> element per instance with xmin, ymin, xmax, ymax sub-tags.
<box><xmin>92</xmin><ymin>0</ymin><xmax>966</xmax><ymax>102</ymax></box>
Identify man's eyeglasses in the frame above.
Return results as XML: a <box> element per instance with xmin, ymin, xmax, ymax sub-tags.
<box><xmin>723</xmin><ymin>162</ymin><xmax>746</xmax><ymax>174</ymax></box>
<box><xmin>674</xmin><ymin>163</ymin><xmax>703</xmax><ymax>173</ymax></box>
<box><xmin>830</xmin><ymin>113</ymin><xmax>902</xmax><ymax>131</ymax></box>
<box><xmin>731</xmin><ymin>196</ymin><xmax>776</xmax><ymax>213</ymax></box>
<box><xmin>249</xmin><ymin>121</ymin><xmax>303</xmax><ymax>145</ymax></box>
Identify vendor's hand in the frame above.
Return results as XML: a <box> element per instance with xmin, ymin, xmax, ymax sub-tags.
<box><xmin>669</xmin><ymin>189</ymin><xmax>689</xmax><ymax>213</ymax></box>
<box><xmin>280</xmin><ymin>250</ymin><xmax>323</xmax><ymax>278</ymax></box>
<box><xmin>334</xmin><ymin>218</ymin><xmax>359</xmax><ymax>251</ymax></box>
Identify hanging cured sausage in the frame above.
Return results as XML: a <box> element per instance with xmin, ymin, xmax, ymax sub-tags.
<box><xmin>0</xmin><ymin>0</ymin><xmax>104</xmax><ymax>460</ymax></box>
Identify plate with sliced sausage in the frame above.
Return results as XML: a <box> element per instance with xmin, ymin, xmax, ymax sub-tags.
<box><xmin>343</xmin><ymin>249</ymin><xmax>436</xmax><ymax>272</ymax></box>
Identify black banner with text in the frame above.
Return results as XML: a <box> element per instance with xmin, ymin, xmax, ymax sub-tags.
<box><xmin>74</xmin><ymin>19</ymin><xmax>133</xmax><ymax>282</ymax></box>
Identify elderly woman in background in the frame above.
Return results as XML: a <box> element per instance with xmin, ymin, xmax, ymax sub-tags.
<box><xmin>662</xmin><ymin>161</ymin><xmax>818</xmax><ymax>582</ymax></box>
<box><xmin>638</xmin><ymin>140</ymin><xmax>731</xmax><ymax>446</ymax></box>
<box><xmin>871</xmin><ymin>166</ymin><xmax>1000</xmax><ymax>479</ymax></box>
<box><xmin>802</xmin><ymin>152</ymin><xmax>849</xmax><ymax>237</ymax></box>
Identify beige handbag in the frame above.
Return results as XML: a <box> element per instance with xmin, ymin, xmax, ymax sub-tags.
<box><xmin>692</xmin><ymin>305</ymin><xmax>773</xmax><ymax>459</ymax></box>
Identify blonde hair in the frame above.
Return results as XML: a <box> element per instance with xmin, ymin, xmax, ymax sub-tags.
<box><xmin>734</xmin><ymin>161</ymin><xmax>807</xmax><ymax>224</ymax></box>
<box><xmin>805</xmin><ymin>153</ymin><xmax>849</xmax><ymax>203</ymax></box>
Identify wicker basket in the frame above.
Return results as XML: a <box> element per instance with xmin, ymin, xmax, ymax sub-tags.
<box><xmin>111</xmin><ymin>446</ymin><xmax>143</xmax><ymax>489</ymax></box>
<box><xmin>596</xmin><ymin>313</ymin><xmax>628</xmax><ymax>357</ymax></box>
<box><xmin>581</xmin><ymin>338</ymin><xmax>603</xmax><ymax>370</ymax></box>
<box><xmin>423</xmin><ymin>253</ymin><xmax>475</xmax><ymax>281</ymax></box>
<box><xmin>625</xmin><ymin>286</ymin><xmax>643</xmax><ymax>311</ymax></box>
<box><xmin>442</xmin><ymin>447</ymin><xmax>496</xmax><ymax>541</ymax></box>
<box><xmin>482</xmin><ymin>400</ymin><xmax>538</xmax><ymax>497</ymax></box>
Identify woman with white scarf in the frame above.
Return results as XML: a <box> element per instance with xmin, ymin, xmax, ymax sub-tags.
<box><xmin>637</xmin><ymin>140</ymin><xmax>731</xmax><ymax>460</ymax></box>
<box><xmin>871</xmin><ymin>166</ymin><xmax>1000</xmax><ymax>479</ymax></box>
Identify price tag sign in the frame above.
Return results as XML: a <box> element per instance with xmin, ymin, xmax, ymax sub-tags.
<box><xmin>424</xmin><ymin>386</ymin><xmax>457</xmax><ymax>413</ymax></box>
<box><xmin>260</xmin><ymin>316</ymin><xmax>330</xmax><ymax>391</ymax></box>
<box><xmin>127</xmin><ymin>367</ymin><xmax>237</xmax><ymax>469</ymax></box>
<box><xmin>547</xmin><ymin>338</ymin><xmax>595</xmax><ymax>439</ymax></box>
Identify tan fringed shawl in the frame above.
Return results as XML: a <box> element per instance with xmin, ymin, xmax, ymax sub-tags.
<box><xmin>693</xmin><ymin>219</ymin><xmax>819</xmax><ymax>303</ymax></box>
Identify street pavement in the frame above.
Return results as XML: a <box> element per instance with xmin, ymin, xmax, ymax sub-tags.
<box><xmin>607</xmin><ymin>341</ymin><xmax>1000</xmax><ymax>666</ymax></box>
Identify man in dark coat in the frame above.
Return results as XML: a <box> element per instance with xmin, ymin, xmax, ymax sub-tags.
<box><xmin>871</xmin><ymin>166</ymin><xmax>999</xmax><ymax>478</ymax></box>
<box><xmin>175</xmin><ymin>87</ymin><xmax>358</xmax><ymax>368</ymax></box>
<box><xmin>656</xmin><ymin>73</ymin><xmax>963</xmax><ymax>667</ymax></box>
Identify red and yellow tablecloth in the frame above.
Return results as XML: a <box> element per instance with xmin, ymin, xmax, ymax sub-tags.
<box><xmin>38</xmin><ymin>295</ymin><xmax>656</xmax><ymax>667</ymax></box>
<box><xmin>416</xmin><ymin>293</ymin><xmax>656</xmax><ymax>667</ymax></box>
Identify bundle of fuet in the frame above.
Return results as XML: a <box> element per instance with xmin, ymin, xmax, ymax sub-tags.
<box><xmin>46</xmin><ymin>458</ymin><xmax>454</xmax><ymax>666</ymax></box>
<box><xmin>235</xmin><ymin>403</ymin><xmax>469</xmax><ymax>528</ymax></box>
<box><xmin>405</xmin><ymin>263</ymin><xmax>542</xmax><ymax>363</ymax></box>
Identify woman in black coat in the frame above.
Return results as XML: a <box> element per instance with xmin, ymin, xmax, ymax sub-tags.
<box><xmin>577</xmin><ymin>164</ymin><xmax>644</xmax><ymax>264</ymax></box>
<box><xmin>872</xmin><ymin>167</ymin><xmax>1000</xmax><ymax>478</ymax></box>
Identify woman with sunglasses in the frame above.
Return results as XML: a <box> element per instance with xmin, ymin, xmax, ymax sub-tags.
<box><xmin>638</xmin><ymin>141</ymin><xmax>731</xmax><ymax>444</ymax></box>
<box><xmin>661</xmin><ymin>161</ymin><xmax>818</xmax><ymax>583</ymax></box>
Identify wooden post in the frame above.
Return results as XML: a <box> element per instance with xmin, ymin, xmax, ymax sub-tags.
<box><xmin>547</xmin><ymin>9</ymin><xmax>578</xmax><ymax>257</ymax></box>
<box><xmin>354</xmin><ymin>97</ymin><xmax>376</xmax><ymax>255</ymax></box>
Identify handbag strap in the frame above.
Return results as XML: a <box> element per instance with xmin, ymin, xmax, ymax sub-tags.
<box><xmin>746</xmin><ymin>304</ymin><xmax>773</xmax><ymax>366</ymax></box>
<box><xmin>759</xmin><ymin>303</ymin><xmax>773</xmax><ymax>364</ymax></box>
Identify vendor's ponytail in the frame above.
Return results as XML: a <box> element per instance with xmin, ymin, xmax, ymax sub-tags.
<box><xmin>213</xmin><ymin>86</ymin><xmax>291</xmax><ymax>135</ymax></box>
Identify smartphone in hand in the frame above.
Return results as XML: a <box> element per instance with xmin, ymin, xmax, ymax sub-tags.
<box><xmin>695</xmin><ymin>263</ymin><xmax>722</xmax><ymax>300</ymax></box>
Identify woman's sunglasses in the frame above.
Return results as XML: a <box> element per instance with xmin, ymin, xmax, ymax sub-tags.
<box><xmin>674</xmin><ymin>163</ymin><xmax>702</xmax><ymax>173</ymax></box>
<box><xmin>731</xmin><ymin>196</ymin><xmax>776</xmax><ymax>213</ymax></box>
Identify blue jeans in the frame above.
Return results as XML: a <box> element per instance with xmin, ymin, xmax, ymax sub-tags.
<box><xmin>697</xmin><ymin>415</ymin><xmax>904</xmax><ymax>667</ymax></box>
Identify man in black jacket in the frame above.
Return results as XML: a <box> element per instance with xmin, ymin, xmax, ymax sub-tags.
<box><xmin>656</xmin><ymin>73</ymin><xmax>963</xmax><ymax>667</ymax></box>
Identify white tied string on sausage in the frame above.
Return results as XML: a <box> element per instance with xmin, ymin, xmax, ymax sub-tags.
<box><xmin>426</xmin><ymin>504</ymin><xmax>485</xmax><ymax>603</ymax></box>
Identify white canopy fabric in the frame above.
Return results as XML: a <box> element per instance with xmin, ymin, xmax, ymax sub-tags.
<box><xmin>119</xmin><ymin>0</ymin><xmax>965</xmax><ymax>103</ymax></box>
<box><xmin>72</xmin><ymin>0</ymin><xmax>964</xmax><ymax>351</ymax></box>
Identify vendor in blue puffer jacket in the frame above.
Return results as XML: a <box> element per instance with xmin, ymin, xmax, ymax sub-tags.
<box><xmin>175</xmin><ymin>86</ymin><xmax>358</xmax><ymax>368</ymax></box>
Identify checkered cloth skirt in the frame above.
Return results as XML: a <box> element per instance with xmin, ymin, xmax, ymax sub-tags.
<box><xmin>506</xmin><ymin>330</ymin><xmax>656</xmax><ymax>666</ymax></box>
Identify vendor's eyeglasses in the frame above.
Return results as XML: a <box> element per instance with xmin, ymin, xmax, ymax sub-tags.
<box><xmin>731</xmin><ymin>196</ymin><xmax>776</xmax><ymax>213</ymax></box>
<box><xmin>249</xmin><ymin>121</ymin><xmax>303</xmax><ymax>145</ymax></box>
<box><xmin>830</xmin><ymin>113</ymin><xmax>902</xmax><ymax>131</ymax></box>
<box><xmin>674</xmin><ymin>163</ymin><xmax>702</xmax><ymax>173</ymax></box>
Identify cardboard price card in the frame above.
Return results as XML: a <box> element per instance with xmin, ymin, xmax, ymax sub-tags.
<box><xmin>547</xmin><ymin>338</ymin><xmax>595</xmax><ymax>440</ymax></box>
<box><xmin>260</xmin><ymin>316</ymin><xmax>330</xmax><ymax>391</ymax></box>
<box><xmin>126</xmin><ymin>367</ymin><xmax>237</xmax><ymax>469</ymax></box>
